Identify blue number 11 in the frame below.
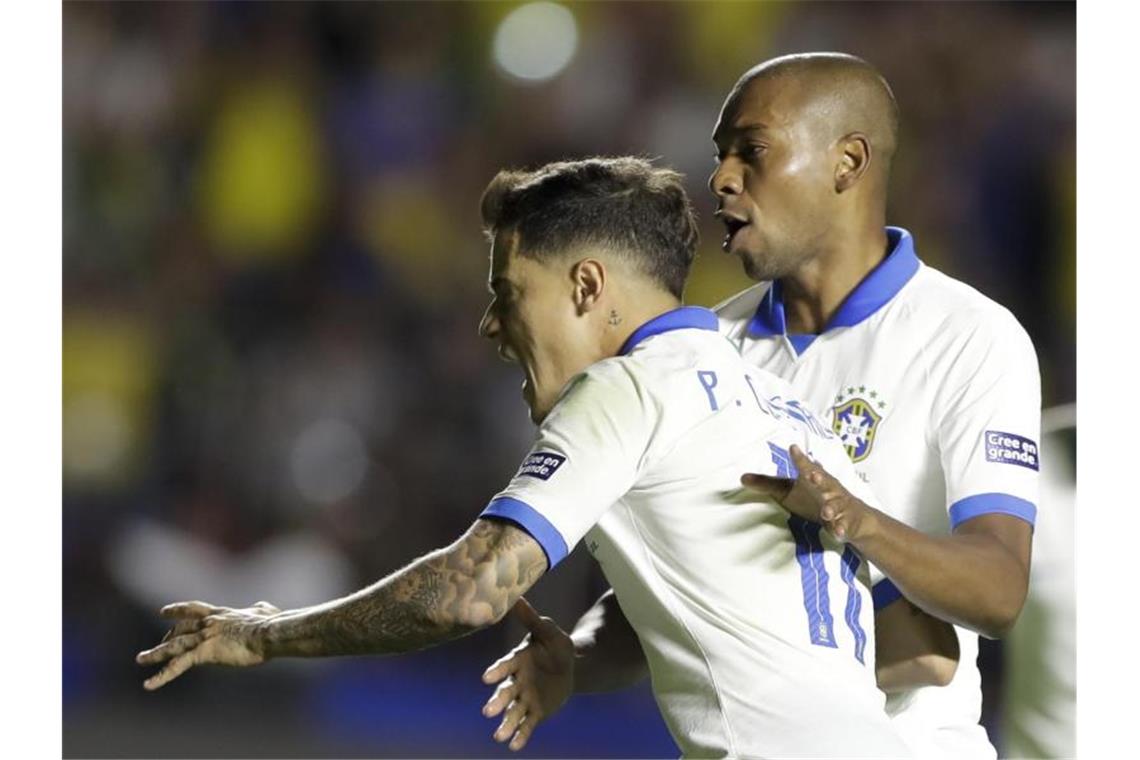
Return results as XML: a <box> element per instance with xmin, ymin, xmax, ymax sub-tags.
<box><xmin>768</xmin><ymin>442</ymin><xmax>867</xmax><ymax>663</ymax></box>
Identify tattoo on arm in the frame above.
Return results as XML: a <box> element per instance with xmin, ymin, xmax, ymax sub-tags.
<box><xmin>263</xmin><ymin>519</ymin><xmax>548</xmax><ymax>658</ymax></box>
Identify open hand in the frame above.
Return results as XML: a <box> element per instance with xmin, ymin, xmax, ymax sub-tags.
<box><xmin>136</xmin><ymin>600</ymin><xmax>281</xmax><ymax>691</ymax></box>
<box><xmin>481</xmin><ymin>597</ymin><xmax>575</xmax><ymax>751</ymax></box>
<box><xmin>741</xmin><ymin>444</ymin><xmax>869</xmax><ymax>541</ymax></box>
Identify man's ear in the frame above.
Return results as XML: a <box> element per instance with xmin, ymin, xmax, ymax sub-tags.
<box><xmin>835</xmin><ymin>132</ymin><xmax>872</xmax><ymax>193</ymax></box>
<box><xmin>571</xmin><ymin>258</ymin><xmax>606</xmax><ymax>315</ymax></box>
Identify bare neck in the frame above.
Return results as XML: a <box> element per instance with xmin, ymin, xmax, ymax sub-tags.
<box><xmin>781</xmin><ymin>226</ymin><xmax>890</xmax><ymax>335</ymax></box>
<box><xmin>601</xmin><ymin>293</ymin><xmax>683</xmax><ymax>358</ymax></box>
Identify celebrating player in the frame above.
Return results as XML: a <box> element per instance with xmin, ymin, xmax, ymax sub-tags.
<box><xmin>137</xmin><ymin>157</ymin><xmax>919</xmax><ymax>757</ymax></box>
<box><xmin>484</xmin><ymin>54</ymin><xmax>1039</xmax><ymax>759</ymax></box>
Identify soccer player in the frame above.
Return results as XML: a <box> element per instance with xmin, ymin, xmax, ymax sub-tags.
<box><xmin>484</xmin><ymin>54</ymin><xmax>1039</xmax><ymax>760</ymax></box>
<box><xmin>136</xmin><ymin>157</ymin><xmax>915</xmax><ymax>758</ymax></box>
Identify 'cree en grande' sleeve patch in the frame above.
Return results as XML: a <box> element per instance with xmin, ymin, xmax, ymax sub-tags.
<box><xmin>517</xmin><ymin>451</ymin><xmax>567</xmax><ymax>480</ymax></box>
<box><xmin>984</xmin><ymin>431</ymin><xmax>1039</xmax><ymax>471</ymax></box>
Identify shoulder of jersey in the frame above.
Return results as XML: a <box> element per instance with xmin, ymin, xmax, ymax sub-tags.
<box><xmin>547</xmin><ymin>355</ymin><xmax>646</xmax><ymax>417</ymax></box>
<box><xmin>612</xmin><ymin>326</ymin><xmax>729</xmax><ymax>375</ymax></box>
<box><xmin>596</xmin><ymin>325</ymin><xmax>744</xmax><ymax>402</ymax></box>
<box><xmin>904</xmin><ymin>264</ymin><xmax>1035</xmax><ymax>349</ymax></box>
<box><xmin>574</xmin><ymin>353</ymin><xmax>642</xmax><ymax>389</ymax></box>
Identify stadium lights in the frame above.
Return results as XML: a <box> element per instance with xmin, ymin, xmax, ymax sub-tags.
<box><xmin>492</xmin><ymin>2</ymin><xmax>579</xmax><ymax>84</ymax></box>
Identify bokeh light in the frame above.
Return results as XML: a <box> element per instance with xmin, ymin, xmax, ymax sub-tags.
<box><xmin>493</xmin><ymin>2</ymin><xmax>579</xmax><ymax>83</ymax></box>
<box><xmin>290</xmin><ymin>418</ymin><xmax>369</xmax><ymax>506</ymax></box>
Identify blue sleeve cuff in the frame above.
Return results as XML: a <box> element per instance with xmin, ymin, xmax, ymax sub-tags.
<box><xmin>480</xmin><ymin>496</ymin><xmax>569</xmax><ymax>570</ymax></box>
<box><xmin>872</xmin><ymin>579</ymin><xmax>903</xmax><ymax>611</ymax></box>
<box><xmin>948</xmin><ymin>493</ymin><xmax>1037</xmax><ymax>530</ymax></box>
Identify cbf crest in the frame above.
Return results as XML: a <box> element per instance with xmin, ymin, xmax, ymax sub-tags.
<box><xmin>831</xmin><ymin>386</ymin><xmax>888</xmax><ymax>463</ymax></box>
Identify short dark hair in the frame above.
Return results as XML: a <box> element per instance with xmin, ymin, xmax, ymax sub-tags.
<box><xmin>480</xmin><ymin>157</ymin><xmax>699</xmax><ymax>299</ymax></box>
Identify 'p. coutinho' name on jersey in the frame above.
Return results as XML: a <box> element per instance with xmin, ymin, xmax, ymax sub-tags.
<box><xmin>715</xmin><ymin>227</ymin><xmax>1041</xmax><ymax>760</ymax></box>
<box><xmin>481</xmin><ymin>307</ymin><xmax>910</xmax><ymax>759</ymax></box>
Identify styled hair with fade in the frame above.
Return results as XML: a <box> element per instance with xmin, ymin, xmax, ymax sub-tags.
<box><xmin>480</xmin><ymin>157</ymin><xmax>699</xmax><ymax>299</ymax></box>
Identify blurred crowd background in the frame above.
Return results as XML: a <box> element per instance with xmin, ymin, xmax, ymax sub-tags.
<box><xmin>62</xmin><ymin>1</ymin><xmax>1074</xmax><ymax>757</ymax></box>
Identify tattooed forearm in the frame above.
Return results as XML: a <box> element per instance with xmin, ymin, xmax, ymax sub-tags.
<box><xmin>261</xmin><ymin>519</ymin><xmax>548</xmax><ymax>658</ymax></box>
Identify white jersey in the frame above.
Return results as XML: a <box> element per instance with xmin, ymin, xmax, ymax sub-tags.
<box><xmin>482</xmin><ymin>307</ymin><xmax>911</xmax><ymax>758</ymax></box>
<box><xmin>715</xmin><ymin>227</ymin><xmax>1041</xmax><ymax>760</ymax></box>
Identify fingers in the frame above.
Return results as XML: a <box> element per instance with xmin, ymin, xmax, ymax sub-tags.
<box><xmin>789</xmin><ymin>444</ymin><xmax>813</xmax><ymax>468</ymax></box>
<box><xmin>160</xmin><ymin>601</ymin><xmax>222</xmax><ymax>620</ymax></box>
<box><xmin>509</xmin><ymin>715</ymin><xmax>535</xmax><ymax>752</ymax></box>
<box><xmin>482</xmin><ymin>650</ymin><xmax>519</xmax><ymax>685</ymax></box>
<box><xmin>161</xmin><ymin>618</ymin><xmax>204</xmax><ymax>643</ymax></box>
<box><xmin>510</xmin><ymin>597</ymin><xmax>543</xmax><ymax>630</ymax></box>
<box><xmin>494</xmin><ymin>697</ymin><xmax>528</xmax><ymax>745</ymax></box>
<box><xmin>143</xmin><ymin>651</ymin><xmax>197</xmax><ymax>691</ymax></box>
<box><xmin>789</xmin><ymin>446</ymin><xmax>829</xmax><ymax>487</ymax></box>
<box><xmin>510</xmin><ymin>597</ymin><xmax>561</xmax><ymax>641</ymax></box>
<box><xmin>483</xmin><ymin>676</ymin><xmax>516</xmax><ymax>718</ymax></box>
<box><xmin>740</xmin><ymin>473</ymin><xmax>794</xmax><ymax>499</ymax></box>
<box><xmin>785</xmin><ymin>446</ymin><xmax>857</xmax><ymax>538</ymax></box>
<box><xmin>136</xmin><ymin>632</ymin><xmax>205</xmax><ymax>666</ymax></box>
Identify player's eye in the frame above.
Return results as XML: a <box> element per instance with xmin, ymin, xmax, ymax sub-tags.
<box><xmin>712</xmin><ymin>144</ymin><xmax>763</xmax><ymax>164</ymax></box>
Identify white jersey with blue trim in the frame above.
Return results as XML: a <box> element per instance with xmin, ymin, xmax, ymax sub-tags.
<box><xmin>482</xmin><ymin>307</ymin><xmax>911</xmax><ymax>759</ymax></box>
<box><xmin>714</xmin><ymin>227</ymin><xmax>1041</xmax><ymax>760</ymax></box>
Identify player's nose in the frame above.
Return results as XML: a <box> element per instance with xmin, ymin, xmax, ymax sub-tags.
<box><xmin>709</xmin><ymin>160</ymin><xmax>743</xmax><ymax>199</ymax></box>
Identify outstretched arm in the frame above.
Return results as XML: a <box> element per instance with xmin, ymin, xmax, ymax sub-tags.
<box><xmin>137</xmin><ymin>518</ymin><xmax>548</xmax><ymax>690</ymax></box>
<box><xmin>264</xmin><ymin>519</ymin><xmax>547</xmax><ymax>657</ymax></box>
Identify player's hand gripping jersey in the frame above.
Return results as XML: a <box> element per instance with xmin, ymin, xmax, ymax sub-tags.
<box><xmin>482</xmin><ymin>307</ymin><xmax>911</xmax><ymax>759</ymax></box>
<box><xmin>715</xmin><ymin>227</ymin><xmax>1040</xmax><ymax>759</ymax></box>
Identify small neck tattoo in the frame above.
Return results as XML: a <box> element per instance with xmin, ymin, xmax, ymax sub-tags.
<box><xmin>608</xmin><ymin>310</ymin><xmax>622</xmax><ymax>326</ymax></box>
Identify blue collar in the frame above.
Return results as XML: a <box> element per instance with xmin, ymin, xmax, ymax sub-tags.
<box><xmin>618</xmin><ymin>306</ymin><xmax>720</xmax><ymax>356</ymax></box>
<box><xmin>748</xmin><ymin>227</ymin><xmax>920</xmax><ymax>346</ymax></box>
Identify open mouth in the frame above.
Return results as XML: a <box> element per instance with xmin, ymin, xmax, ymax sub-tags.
<box><xmin>716</xmin><ymin>210</ymin><xmax>750</xmax><ymax>252</ymax></box>
<box><xmin>495</xmin><ymin>342</ymin><xmax>535</xmax><ymax>406</ymax></box>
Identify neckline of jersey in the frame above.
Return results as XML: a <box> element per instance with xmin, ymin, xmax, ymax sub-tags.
<box><xmin>747</xmin><ymin>226</ymin><xmax>921</xmax><ymax>354</ymax></box>
<box><xmin>618</xmin><ymin>305</ymin><xmax>720</xmax><ymax>356</ymax></box>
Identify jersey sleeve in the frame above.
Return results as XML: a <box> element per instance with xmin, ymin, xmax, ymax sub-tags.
<box><xmin>480</xmin><ymin>361</ymin><xmax>656</xmax><ymax>569</ymax></box>
<box><xmin>932</xmin><ymin>310</ymin><xmax>1041</xmax><ymax>531</ymax></box>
